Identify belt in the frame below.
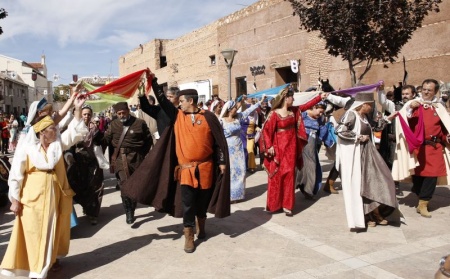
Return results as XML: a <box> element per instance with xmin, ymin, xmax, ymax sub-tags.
<box><xmin>277</xmin><ymin>124</ymin><xmax>295</xmax><ymax>132</ymax></box>
<box><xmin>34</xmin><ymin>169</ymin><xmax>55</xmax><ymax>174</ymax></box>
<box><xmin>425</xmin><ymin>136</ymin><xmax>441</xmax><ymax>143</ymax></box>
<box><xmin>424</xmin><ymin>136</ymin><xmax>442</xmax><ymax>148</ymax></box>
<box><xmin>174</xmin><ymin>157</ymin><xmax>212</xmax><ymax>181</ymax></box>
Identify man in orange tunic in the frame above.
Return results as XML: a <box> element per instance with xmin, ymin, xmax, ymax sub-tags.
<box><xmin>123</xmin><ymin>76</ymin><xmax>230</xmax><ymax>254</ymax></box>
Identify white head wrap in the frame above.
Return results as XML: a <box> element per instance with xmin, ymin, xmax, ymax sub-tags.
<box><xmin>219</xmin><ymin>100</ymin><xmax>236</xmax><ymax>119</ymax></box>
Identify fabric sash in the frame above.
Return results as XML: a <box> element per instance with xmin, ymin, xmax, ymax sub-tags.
<box><xmin>397</xmin><ymin>106</ymin><xmax>424</xmax><ymax>154</ymax></box>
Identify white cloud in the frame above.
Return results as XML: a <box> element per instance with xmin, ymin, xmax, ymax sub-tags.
<box><xmin>0</xmin><ymin>0</ymin><xmax>257</xmax><ymax>78</ymax></box>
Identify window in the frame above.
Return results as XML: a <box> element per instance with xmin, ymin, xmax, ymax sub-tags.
<box><xmin>236</xmin><ymin>76</ymin><xmax>247</xmax><ymax>98</ymax></box>
<box><xmin>160</xmin><ymin>56</ymin><xmax>167</xmax><ymax>68</ymax></box>
<box><xmin>209</xmin><ymin>55</ymin><xmax>216</xmax><ymax>65</ymax></box>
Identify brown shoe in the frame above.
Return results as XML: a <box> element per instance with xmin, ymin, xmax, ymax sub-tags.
<box><xmin>183</xmin><ymin>227</ymin><xmax>195</xmax><ymax>253</ymax></box>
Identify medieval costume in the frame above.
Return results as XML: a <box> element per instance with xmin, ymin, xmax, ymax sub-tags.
<box><xmin>321</xmin><ymin>92</ymin><xmax>354</xmax><ymax>194</ymax></box>
<box><xmin>392</xmin><ymin>94</ymin><xmax>450</xmax><ymax>218</ymax></box>
<box><xmin>1</xmin><ymin>116</ymin><xmax>88</xmax><ymax>278</ymax></box>
<box><xmin>296</xmin><ymin>107</ymin><xmax>334</xmax><ymax>197</ymax></box>
<box><xmin>336</xmin><ymin>92</ymin><xmax>397</xmax><ymax>229</ymax></box>
<box><xmin>97</xmin><ymin>101</ymin><xmax>152</xmax><ymax>224</ymax></box>
<box><xmin>122</xmin><ymin>79</ymin><xmax>230</xmax><ymax>253</ymax></box>
<box><xmin>240</xmin><ymin>102</ymin><xmax>259</xmax><ymax>172</ymax></box>
<box><xmin>66</xmin><ymin>118</ymin><xmax>105</xmax><ymax>225</ymax></box>
<box><xmin>219</xmin><ymin>101</ymin><xmax>260</xmax><ymax>202</ymax></box>
<box><xmin>261</xmin><ymin>87</ymin><xmax>323</xmax><ymax>215</ymax></box>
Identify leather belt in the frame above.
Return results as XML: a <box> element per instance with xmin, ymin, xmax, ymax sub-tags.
<box><xmin>424</xmin><ymin>136</ymin><xmax>442</xmax><ymax>148</ymax></box>
<box><xmin>174</xmin><ymin>157</ymin><xmax>212</xmax><ymax>181</ymax></box>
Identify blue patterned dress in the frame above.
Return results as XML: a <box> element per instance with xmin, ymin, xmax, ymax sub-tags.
<box><xmin>220</xmin><ymin>103</ymin><xmax>259</xmax><ymax>201</ymax></box>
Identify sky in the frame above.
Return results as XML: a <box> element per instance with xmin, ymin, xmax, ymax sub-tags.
<box><xmin>0</xmin><ymin>0</ymin><xmax>257</xmax><ymax>83</ymax></box>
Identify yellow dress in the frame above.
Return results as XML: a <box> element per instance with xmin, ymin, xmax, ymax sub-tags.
<box><xmin>1</xmin><ymin>118</ymin><xmax>86</xmax><ymax>279</ymax></box>
<box><xmin>1</xmin><ymin>149</ymin><xmax>75</xmax><ymax>278</ymax></box>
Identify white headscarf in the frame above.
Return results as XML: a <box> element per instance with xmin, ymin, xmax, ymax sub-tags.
<box><xmin>219</xmin><ymin>100</ymin><xmax>236</xmax><ymax>119</ymax></box>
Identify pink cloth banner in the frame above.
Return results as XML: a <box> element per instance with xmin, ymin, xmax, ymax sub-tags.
<box><xmin>398</xmin><ymin>106</ymin><xmax>424</xmax><ymax>154</ymax></box>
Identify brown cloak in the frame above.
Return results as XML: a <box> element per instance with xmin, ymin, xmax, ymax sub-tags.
<box><xmin>122</xmin><ymin>110</ymin><xmax>231</xmax><ymax>218</ymax></box>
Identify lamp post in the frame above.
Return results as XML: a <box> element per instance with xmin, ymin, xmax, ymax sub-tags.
<box><xmin>221</xmin><ymin>49</ymin><xmax>237</xmax><ymax>100</ymax></box>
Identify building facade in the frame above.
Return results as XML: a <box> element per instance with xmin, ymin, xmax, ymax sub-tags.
<box><xmin>0</xmin><ymin>54</ymin><xmax>53</xmax><ymax>114</ymax></box>
<box><xmin>0</xmin><ymin>73</ymin><xmax>29</xmax><ymax>116</ymax></box>
<box><xmin>119</xmin><ymin>0</ymin><xmax>450</xmax><ymax>101</ymax></box>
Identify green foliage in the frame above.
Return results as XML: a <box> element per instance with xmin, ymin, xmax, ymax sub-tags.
<box><xmin>52</xmin><ymin>85</ymin><xmax>70</xmax><ymax>103</ymax></box>
<box><xmin>0</xmin><ymin>8</ymin><xmax>7</xmax><ymax>36</ymax></box>
<box><xmin>288</xmin><ymin>0</ymin><xmax>442</xmax><ymax>85</ymax></box>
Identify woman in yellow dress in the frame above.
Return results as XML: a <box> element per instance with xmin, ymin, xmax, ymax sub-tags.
<box><xmin>1</xmin><ymin>96</ymin><xmax>87</xmax><ymax>279</ymax></box>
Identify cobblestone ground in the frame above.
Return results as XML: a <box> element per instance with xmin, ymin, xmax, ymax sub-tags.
<box><xmin>1</xmin><ymin>149</ymin><xmax>449</xmax><ymax>278</ymax></box>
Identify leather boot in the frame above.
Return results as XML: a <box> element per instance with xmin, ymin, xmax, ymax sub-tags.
<box><xmin>196</xmin><ymin>217</ymin><xmax>206</xmax><ymax>239</ymax></box>
<box><xmin>416</xmin><ymin>200</ymin><xmax>432</xmax><ymax>218</ymax></box>
<box><xmin>323</xmin><ymin>179</ymin><xmax>338</xmax><ymax>194</ymax></box>
<box><xmin>183</xmin><ymin>227</ymin><xmax>195</xmax><ymax>253</ymax></box>
<box><xmin>121</xmin><ymin>196</ymin><xmax>135</xmax><ymax>224</ymax></box>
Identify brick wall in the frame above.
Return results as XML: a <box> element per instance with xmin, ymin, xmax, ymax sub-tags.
<box><xmin>119</xmin><ymin>0</ymin><xmax>450</xmax><ymax>100</ymax></box>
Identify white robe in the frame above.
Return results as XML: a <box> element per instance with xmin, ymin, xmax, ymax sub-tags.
<box><xmin>336</xmin><ymin>110</ymin><xmax>374</xmax><ymax>229</ymax></box>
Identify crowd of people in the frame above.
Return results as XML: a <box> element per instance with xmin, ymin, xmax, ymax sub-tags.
<box><xmin>1</xmin><ymin>70</ymin><xmax>449</xmax><ymax>277</ymax></box>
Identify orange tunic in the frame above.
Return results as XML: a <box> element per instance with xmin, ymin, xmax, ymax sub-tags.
<box><xmin>174</xmin><ymin>110</ymin><xmax>214</xmax><ymax>189</ymax></box>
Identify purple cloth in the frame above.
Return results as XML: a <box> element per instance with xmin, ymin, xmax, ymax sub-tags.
<box><xmin>331</xmin><ymin>81</ymin><xmax>383</xmax><ymax>96</ymax></box>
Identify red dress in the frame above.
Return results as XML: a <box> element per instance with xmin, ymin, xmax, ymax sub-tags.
<box><xmin>261</xmin><ymin>95</ymin><xmax>322</xmax><ymax>212</ymax></box>
<box><xmin>409</xmin><ymin>106</ymin><xmax>448</xmax><ymax>177</ymax></box>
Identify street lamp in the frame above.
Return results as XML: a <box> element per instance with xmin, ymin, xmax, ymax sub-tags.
<box><xmin>221</xmin><ymin>48</ymin><xmax>237</xmax><ymax>100</ymax></box>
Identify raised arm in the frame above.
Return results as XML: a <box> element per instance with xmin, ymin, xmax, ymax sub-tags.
<box><xmin>53</xmin><ymin>84</ymin><xmax>83</xmax><ymax>125</ymax></box>
<box><xmin>138</xmin><ymin>83</ymin><xmax>160</xmax><ymax>119</ymax></box>
<box><xmin>239</xmin><ymin>97</ymin><xmax>266</xmax><ymax>120</ymax></box>
<box><xmin>298</xmin><ymin>93</ymin><xmax>328</xmax><ymax>111</ymax></box>
<box><xmin>151</xmin><ymin>76</ymin><xmax>178</xmax><ymax>122</ymax></box>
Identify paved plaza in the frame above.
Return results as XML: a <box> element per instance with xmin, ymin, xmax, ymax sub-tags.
<box><xmin>1</xmin><ymin>149</ymin><xmax>449</xmax><ymax>279</ymax></box>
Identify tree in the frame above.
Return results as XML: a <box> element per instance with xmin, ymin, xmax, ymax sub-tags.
<box><xmin>0</xmin><ymin>8</ymin><xmax>7</xmax><ymax>36</ymax></box>
<box><xmin>288</xmin><ymin>0</ymin><xmax>442</xmax><ymax>85</ymax></box>
<box><xmin>53</xmin><ymin>85</ymin><xmax>70</xmax><ymax>103</ymax></box>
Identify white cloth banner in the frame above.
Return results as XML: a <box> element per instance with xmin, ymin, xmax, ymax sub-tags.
<box><xmin>290</xmin><ymin>60</ymin><xmax>299</xmax><ymax>73</ymax></box>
